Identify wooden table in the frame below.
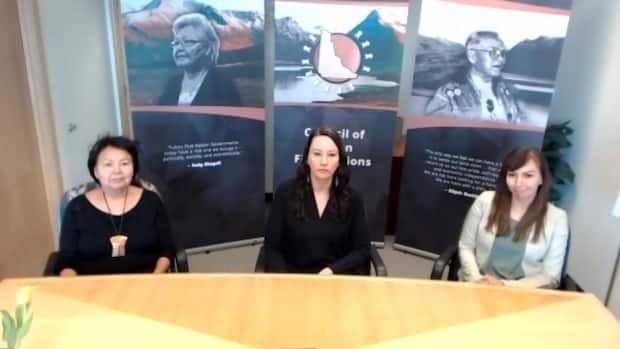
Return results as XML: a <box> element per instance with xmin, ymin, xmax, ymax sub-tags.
<box><xmin>0</xmin><ymin>274</ymin><xmax>618</xmax><ymax>348</ymax></box>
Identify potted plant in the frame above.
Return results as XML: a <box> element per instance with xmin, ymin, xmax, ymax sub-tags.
<box><xmin>542</xmin><ymin>120</ymin><xmax>575</xmax><ymax>203</ymax></box>
<box><xmin>1</xmin><ymin>287</ymin><xmax>32</xmax><ymax>349</ymax></box>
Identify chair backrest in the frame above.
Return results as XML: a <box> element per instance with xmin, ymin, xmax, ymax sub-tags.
<box><xmin>448</xmin><ymin>252</ymin><xmax>460</xmax><ymax>281</ymax></box>
<box><xmin>561</xmin><ymin>228</ymin><xmax>572</xmax><ymax>279</ymax></box>
<box><xmin>558</xmin><ymin>228</ymin><xmax>583</xmax><ymax>291</ymax></box>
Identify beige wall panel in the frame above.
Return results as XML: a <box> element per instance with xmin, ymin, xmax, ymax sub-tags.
<box><xmin>0</xmin><ymin>0</ymin><xmax>53</xmax><ymax>278</ymax></box>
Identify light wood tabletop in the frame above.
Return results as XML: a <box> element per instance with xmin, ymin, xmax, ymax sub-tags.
<box><xmin>0</xmin><ymin>274</ymin><xmax>618</xmax><ymax>349</ymax></box>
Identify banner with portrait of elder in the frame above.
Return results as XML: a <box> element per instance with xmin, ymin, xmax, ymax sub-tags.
<box><xmin>120</xmin><ymin>0</ymin><xmax>265</xmax><ymax>250</ymax></box>
<box><xmin>395</xmin><ymin>0</ymin><xmax>573</xmax><ymax>255</ymax></box>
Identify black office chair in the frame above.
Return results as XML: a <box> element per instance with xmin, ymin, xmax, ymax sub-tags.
<box><xmin>43</xmin><ymin>178</ymin><xmax>188</xmax><ymax>275</ymax></box>
<box><xmin>430</xmin><ymin>230</ymin><xmax>583</xmax><ymax>292</ymax></box>
<box><xmin>254</xmin><ymin>244</ymin><xmax>388</xmax><ymax>276</ymax></box>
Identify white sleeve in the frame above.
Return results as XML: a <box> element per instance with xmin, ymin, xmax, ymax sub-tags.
<box><xmin>504</xmin><ymin>209</ymin><xmax>569</xmax><ymax>289</ymax></box>
<box><xmin>458</xmin><ymin>196</ymin><xmax>485</xmax><ymax>282</ymax></box>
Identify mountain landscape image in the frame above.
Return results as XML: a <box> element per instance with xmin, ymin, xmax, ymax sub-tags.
<box><xmin>121</xmin><ymin>0</ymin><xmax>566</xmax><ymax>107</ymax></box>
<box><xmin>122</xmin><ymin>0</ymin><xmax>264</xmax><ymax>106</ymax></box>
<box><xmin>276</xmin><ymin>9</ymin><xmax>405</xmax><ymax>83</ymax></box>
<box><xmin>276</xmin><ymin>7</ymin><xmax>564</xmax><ymax>101</ymax></box>
<box><xmin>412</xmin><ymin>35</ymin><xmax>565</xmax><ymax>91</ymax></box>
<box><xmin>411</xmin><ymin>33</ymin><xmax>565</xmax><ymax>110</ymax></box>
<box><xmin>274</xmin><ymin>7</ymin><xmax>407</xmax><ymax>106</ymax></box>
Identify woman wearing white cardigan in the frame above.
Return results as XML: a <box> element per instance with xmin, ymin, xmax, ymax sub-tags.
<box><xmin>458</xmin><ymin>146</ymin><xmax>568</xmax><ymax>288</ymax></box>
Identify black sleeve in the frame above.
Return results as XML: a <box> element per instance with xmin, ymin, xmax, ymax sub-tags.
<box><xmin>221</xmin><ymin>80</ymin><xmax>242</xmax><ymax>106</ymax></box>
<box><xmin>55</xmin><ymin>200</ymin><xmax>81</xmax><ymax>274</ymax></box>
<box><xmin>214</xmin><ymin>69</ymin><xmax>242</xmax><ymax>106</ymax></box>
<box><xmin>158</xmin><ymin>76</ymin><xmax>178</xmax><ymax>105</ymax></box>
<box><xmin>264</xmin><ymin>183</ymin><xmax>289</xmax><ymax>272</ymax></box>
<box><xmin>153</xmin><ymin>194</ymin><xmax>175</xmax><ymax>261</ymax></box>
<box><xmin>330</xmin><ymin>191</ymin><xmax>371</xmax><ymax>274</ymax></box>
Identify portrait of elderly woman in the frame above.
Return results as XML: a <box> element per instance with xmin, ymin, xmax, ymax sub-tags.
<box><xmin>158</xmin><ymin>13</ymin><xmax>241</xmax><ymax>106</ymax></box>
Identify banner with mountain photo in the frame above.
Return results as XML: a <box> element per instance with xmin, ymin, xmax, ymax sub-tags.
<box><xmin>120</xmin><ymin>0</ymin><xmax>265</xmax><ymax>250</ymax></box>
<box><xmin>273</xmin><ymin>0</ymin><xmax>409</xmax><ymax>242</ymax></box>
<box><xmin>394</xmin><ymin>0</ymin><xmax>573</xmax><ymax>255</ymax></box>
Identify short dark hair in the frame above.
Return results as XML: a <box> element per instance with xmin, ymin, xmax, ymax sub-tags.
<box><xmin>87</xmin><ymin>135</ymin><xmax>140</xmax><ymax>184</ymax></box>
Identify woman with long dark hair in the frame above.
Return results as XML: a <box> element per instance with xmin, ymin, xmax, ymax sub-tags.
<box><xmin>264</xmin><ymin>128</ymin><xmax>371</xmax><ymax>274</ymax></box>
<box><xmin>459</xmin><ymin>146</ymin><xmax>569</xmax><ymax>288</ymax></box>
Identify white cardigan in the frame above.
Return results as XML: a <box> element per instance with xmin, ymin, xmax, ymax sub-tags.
<box><xmin>458</xmin><ymin>191</ymin><xmax>569</xmax><ymax>288</ymax></box>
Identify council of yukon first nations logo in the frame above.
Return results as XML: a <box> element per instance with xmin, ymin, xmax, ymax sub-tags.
<box><xmin>301</xmin><ymin>29</ymin><xmax>374</xmax><ymax>94</ymax></box>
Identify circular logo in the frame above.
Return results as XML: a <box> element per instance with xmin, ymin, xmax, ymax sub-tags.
<box><xmin>312</xmin><ymin>32</ymin><xmax>362</xmax><ymax>84</ymax></box>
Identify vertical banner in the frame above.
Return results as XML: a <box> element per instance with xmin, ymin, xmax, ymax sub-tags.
<box><xmin>395</xmin><ymin>0</ymin><xmax>573</xmax><ymax>255</ymax></box>
<box><xmin>120</xmin><ymin>0</ymin><xmax>265</xmax><ymax>250</ymax></box>
<box><xmin>273</xmin><ymin>0</ymin><xmax>409</xmax><ymax>242</ymax></box>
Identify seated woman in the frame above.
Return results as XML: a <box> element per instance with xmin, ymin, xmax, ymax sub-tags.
<box><xmin>459</xmin><ymin>146</ymin><xmax>569</xmax><ymax>288</ymax></box>
<box><xmin>264</xmin><ymin>128</ymin><xmax>371</xmax><ymax>275</ymax></box>
<box><xmin>55</xmin><ymin>136</ymin><xmax>174</xmax><ymax>276</ymax></box>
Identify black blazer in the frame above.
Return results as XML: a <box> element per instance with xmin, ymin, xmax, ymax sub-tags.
<box><xmin>158</xmin><ymin>68</ymin><xmax>242</xmax><ymax>106</ymax></box>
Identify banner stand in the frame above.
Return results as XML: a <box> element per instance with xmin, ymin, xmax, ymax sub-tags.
<box><xmin>392</xmin><ymin>243</ymin><xmax>438</xmax><ymax>260</ymax></box>
<box><xmin>394</xmin><ymin>0</ymin><xmax>573</xmax><ymax>255</ymax></box>
<box><xmin>372</xmin><ymin>241</ymin><xmax>386</xmax><ymax>249</ymax></box>
<box><xmin>273</xmin><ymin>1</ymin><xmax>410</xmax><ymax>244</ymax></box>
<box><xmin>185</xmin><ymin>238</ymin><xmax>264</xmax><ymax>255</ymax></box>
<box><xmin>120</xmin><ymin>2</ymin><xmax>266</xmax><ymax>250</ymax></box>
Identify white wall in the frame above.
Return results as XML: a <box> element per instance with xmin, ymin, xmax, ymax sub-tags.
<box><xmin>37</xmin><ymin>0</ymin><xmax>119</xmax><ymax>190</ymax></box>
<box><xmin>550</xmin><ymin>0</ymin><xmax>620</xmax><ymax>314</ymax></box>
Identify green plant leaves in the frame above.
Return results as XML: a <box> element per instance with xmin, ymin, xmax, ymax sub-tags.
<box><xmin>1</xmin><ymin>310</ymin><xmax>17</xmax><ymax>349</ymax></box>
<box><xmin>554</xmin><ymin>160</ymin><xmax>575</xmax><ymax>184</ymax></box>
<box><xmin>2</xmin><ymin>304</ymin><xmax>32</xmax><ymax>349</ymax></box>
<box><xmin>542</xmin><ymin>121</ymin><xmax>575</xmax><ymax>204</ymax></box>
<box><xmin>15</xmin><ymin>314</ymin><xmax>32</xmax><ymax>349</ymax></box>
<box><xmin>550</xmin><ymin>187</ymin><xmax>562</xmax><ymax>203</ymax></box>
<box><xmin>15</xmin><ymin>304</ymin><xmax>25</xmax><ymax>329</ymax></box>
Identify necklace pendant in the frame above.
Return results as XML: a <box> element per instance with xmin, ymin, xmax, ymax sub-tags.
<box><xmin>110</xmin><ymin>234</ymin><xmax>128</xmax><ymax>257</ymax></box>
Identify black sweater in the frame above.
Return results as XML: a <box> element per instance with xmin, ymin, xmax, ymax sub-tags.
<box><xmin>55</xmin><ymin>190</ymin><xmax>174</xmax><ymax>275</ymax></box>
<box><xmin>264</xmin><ymin>179</ymin><xmax>371</xmax><ymax>274</ymax></box>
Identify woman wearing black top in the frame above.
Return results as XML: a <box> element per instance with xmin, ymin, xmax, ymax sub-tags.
<box><xmin>264</xmin><ymin>128</ymin><xmax>371</xmax><ymax>275</ymax></box>
<box><xmin>56</xmin><ymin>136</ymin><xmax>174</xmax><ymax>276</ymax></box>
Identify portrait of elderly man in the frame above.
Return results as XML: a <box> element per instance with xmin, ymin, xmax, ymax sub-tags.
<box><xmin>425</xmin><ymin>31</ymin><xmax>521</xmax><ymax>122</ymax></box>
<box><xmin>159</xmin><ymin>13</ymin><xmax>241</xmax><ymax>106</ymax></box>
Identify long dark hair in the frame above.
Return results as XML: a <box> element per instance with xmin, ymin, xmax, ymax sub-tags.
<box><xmin>485</xmin><ymin>146</ymin><xmax>552</xmax><ymax>242</ymax></box>
<box><xmin>295</xmin><ymin>128</ymin><xmax>352</xmax><ymax>222</ymax></box>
